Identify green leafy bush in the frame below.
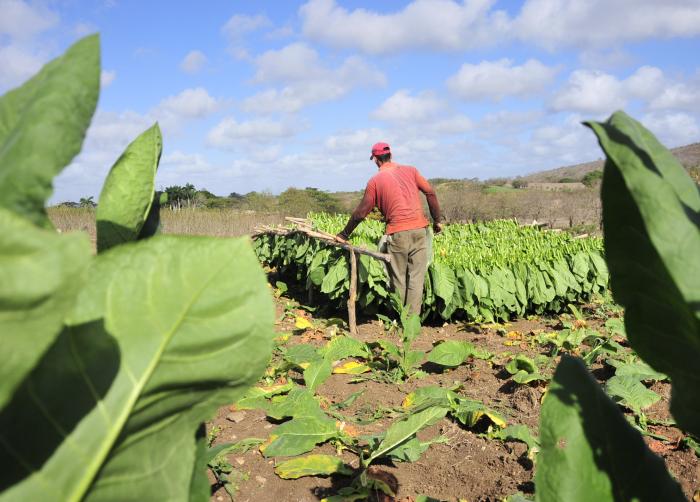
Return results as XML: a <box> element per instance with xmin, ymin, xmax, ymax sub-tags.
<box><xmin>536</xmin><ymin>111</ymin><xmax>698</xmax><ymax>501</ymax></box>
<box><xmin>0</xmin><ymin>35</ymin><xmax>273</xmax><ymax>501</ymax></box>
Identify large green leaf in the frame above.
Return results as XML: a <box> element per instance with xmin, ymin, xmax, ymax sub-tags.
<box><xmin>536</xmin><ymin>356</ymin><xmax>684</xmax><ymax>502</ymax></box>
<box><xmin>320</xmin><ymin>335</ymin><xmax>369</xmax><ymax>362</ymax></box>
<box><xmin>368</xmin><ymin>406</ymin><xmax>447</xmax><ymax>463</ymax></box>
<box><xmin>605</xmin><ymin>375</ymin><xmax>661</xmax><ymax>413</ymax></box>
<box><xmin>96</xmin><ymin>123</ymin><xmax>162</xmax><ymax>252</ymax></box>
<box><xmin>0</xmin><ymin>35</ymin><xmax>100</xmax><ymax>227</ymax></box>
<box><xmin>427</xmin><ymin>340</ymin><xmax>474</xmax><ymax>367</ymax></box>
<box><xmin>266</xmin><ymin>388</ymin><xmax>325</xmax><ymax>421</ymax></box>
<box><xmin>0</xmin><ymin>208</ymin><xmax>91</xmax><ymax>410</ymax></box>
<box><xmin>261</xmin><ymin>416</ymin><xmax>340</xmax><ymax>458</ymax></box>
<box><xmin>586</xmin><ymin>111</ymin><xmax>700</xmax><ymax>436</ymax></box>
<box><xmin>304</xmin><ymin>359</ymin><xmax>332</xmax><ymax>392</ymax></box>
<box><xmin>0</xmin><ymin>235</ymin><xmax>274</xmax><ymax>501</ymax></box>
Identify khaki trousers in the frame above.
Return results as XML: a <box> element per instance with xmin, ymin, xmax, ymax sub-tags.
<box><xmin>386</xmin><ymin>227</ymin><xmax>429</xmax><ymax>315</ymax></box>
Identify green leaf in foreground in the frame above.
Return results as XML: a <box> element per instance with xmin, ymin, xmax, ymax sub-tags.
<box><xmin>586</xmin><ymin>111</ymin><xmax>700</xmax><ymax>437</ymax></box>
<box><xmin>0</xmin><ymin>208</ymin><xmax>91</xmax><ymax>410</ymax></box>
<box><xmin>0</xmin><ymin>235</ymin><xmax>274</xmax><ymax>502</ymax></box>
<box><xmin>535</xmin><ymin>356</ymin><xmax>685</xmax><ymax>502</ymax></box>
<box><xmin>0</xmin><ymin>34</ymin><xmax>100</xmax><ymax>227</ymax></box>
<box><xmin>275</xmin><ymin>454</ymin><xmax>353</xmax><ymax>479</ymax></box>
<box><xmin>96</xmin><ymin>123</ymin><xmax>163</xmax><ymax>252</ymax></box>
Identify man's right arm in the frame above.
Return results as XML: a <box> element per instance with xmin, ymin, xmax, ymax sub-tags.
<box><xmin>337</xmin><ymin>181</ymin><xmax>376</xmax><ymax>240</ymax></box>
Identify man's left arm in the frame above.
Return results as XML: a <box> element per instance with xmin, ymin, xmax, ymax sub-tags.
<box><xmin>415</xmin><ymin>170</ymin><xmax>442</xmax><ymax>232</ymax></box>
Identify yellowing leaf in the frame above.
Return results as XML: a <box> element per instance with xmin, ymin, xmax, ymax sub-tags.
<box><xmin>299</xmin><ymin>362</ymin><xmax>311</xmax><ymax>369</ymax></box>
<box><xmin>259</xmin><ymin>434</ymin><xmax>278</xmax><ymax>454</ymax></box>
<box><xmin>333</xmin><ymin>361</ymin><xmax>371</xmax><ymax>374</ymax></box>
<box><xmin>402</xmin><ymin>393</ymin><xmax>416</xmax><ymax>409</ymax></box>
<box><xmin>506</xmin><ymin>331</ymin><xmax>522</xmax><ymax>339</ymax></box>
<box><xmin>275</xmin><ymin>333</ymin><xmax>291</xmax><ymax>342</ymax></box>
<box><xmin>295</xmin><ymin>317</ymin><xmax>313</xmax><ymax>329</ymax></box>
<box><xmin>483</xmin><ymin>410</ymin><xmax>507</xmax><ymax>428</ymax></box>
<box><xmin>274</xmin><ymin>454</ymin><xmax>353</xmax><ymax>479</ymax></box>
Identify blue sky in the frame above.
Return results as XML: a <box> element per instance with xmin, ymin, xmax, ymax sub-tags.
<box><xmin>1</xmin><ymin>0</ymin><xmax>699</xmax><ymax>202</ymax></box>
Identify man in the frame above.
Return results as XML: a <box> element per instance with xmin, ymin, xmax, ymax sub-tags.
<box><xmin>336</xmin><ymin>142</ymin><xmax>442</xmax><ymax>315</ymax></box>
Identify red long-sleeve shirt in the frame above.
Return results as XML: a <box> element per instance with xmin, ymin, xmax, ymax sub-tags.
<box><xmin>339</xmin><ymin>162</ymin><xmax>441</xmax><ymax>238</ymax></box>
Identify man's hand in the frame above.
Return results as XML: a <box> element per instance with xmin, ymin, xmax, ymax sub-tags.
<box><xmin>433</xmin><ymin>222</ymin><xmax>444</xmax><ymax>234</ymax></box>
<box><xmin>335</xmin><ymin>234</ymin><xmax>349</xmax><ymax>244</ymax></box>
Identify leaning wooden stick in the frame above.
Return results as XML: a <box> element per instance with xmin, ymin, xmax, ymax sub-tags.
<box><xmin>347</xmin><ymin>248</ymin><xmax>357</xmax><ymax>335</ymax></box>
<box><xmin>253</xmin><ymin>223</ymin><xmax>391</xmax><ymax>263</ymax></box>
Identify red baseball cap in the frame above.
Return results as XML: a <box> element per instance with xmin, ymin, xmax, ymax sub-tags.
<box><xmin>370</xmin><ymin>142</ymin><xmax>391</xmax><ymax>159</ymax></box>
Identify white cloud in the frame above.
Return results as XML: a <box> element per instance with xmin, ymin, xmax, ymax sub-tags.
<box><xmin>299</xmin><ymin>0</ymin><xmax>509</xmax><ymax>55</ymax></box>
<box><xmin>0</xmin><ymin>44</ymin><xmax>43</xmax><ymax>87</ymax></box>
<box><xmin>0</xmin><ymin>0</ymin><xmax>60</xmax><ymax>89</ymax></box>
<box><xmin>550</xmin><ymin>66</ymin><xmax>696</xmax><ymax>114</ymax></box>
<box><xmin>298</xmin><ymin>0</ymin><xmax>700</xmax><ymax>54</ymax></box>
<box><xmin>624</xmin><ymin>66</ymin><xmax>666</xmax><ymax>100</ymax></box>
<box><xmin>0</xmin><ymin>0</ymin><xmax>58</xmax><ymax>41</ymax></box>
<box><xmin>243</xmin><ymin>44</ymin><xmax>385</xmax><ymax>114</ymax></box>
<box><xmin>155</xmin><ymin>87</ymin><xmax>222</xmax><ymax>120</ymax></box>
<box><xmin>550</xmin><ymin>70</ymin><xmax>625</xmax><ymax>114</ymax></box>
<box><xmin>447</xmin><ymin>59</ymin><xmax>558</xmax><ymax>101</ymax></box>
<box><xmin>253</xmin><ymin>43</ymin><xmax>324</xmax><ymax>83</ymax></box>
<box><xmin>324</xmin><ymin>128</ymin><xmax>388</xmax><ymax>154</ymax></box>
<box><xmin>650</xmin><ymin>75</ymin><xmax>700</xmax><ymax>112</ymax></box>
<box><xmin>100</xmin><ymin>70</ymin><xmax>116</xmax><ymax>88</ymax></box>
<box><xmin>207</xmin><ymin>117</ymin><xmax>300</xmax><ymax>149</ymax></box>
<box><xmin>180</xmin><ymin>50</ymin><xmax>207</xmax><ymax>74</ymax></box>
<box><xmin>372</xmin><ymin>90</ymin><xmax>444</xmax><ymax>123</ymax></box>
<box><xmin>641</xmin><ymin>111</ymin><xmax>700</xmax><ymax>147</ymax></box>
<box><xmin>513</xmin><ymin>0</ymin><xmax>700</xmax><ymax>50</ymax></box>
<box><xmin>222</xmin><ymin>13</ymin><xmax>271</xmax><ymax>39</ymax></box>
<box><xmin>370</xmin><ymin>89</ymin><xmax>473</xmax><ymax>134</ymax></box>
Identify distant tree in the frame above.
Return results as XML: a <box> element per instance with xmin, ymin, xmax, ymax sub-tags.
<box><xmin>558</xmin><ymin>177</ymin><xmax>578</xmax><ymax>183</ymax></box>
<box><xmin>79</xmin><ymin>196</ymin><xmax>95</xmax><ymax>208</ymax></box>
<box><xmin>278</xmin><ymin>187</ymin><xmax>342</xmax><ymax>216</ymax></box>
<box><xmin>512</xmin><ymin>178</ymin><xmax>528</xmax><ymax>189</ymax></box>
<box><xmin>687</xmin><ymin>166</ymin><xmax>699</xmax><ymax>184</ymax></box>
<box><xmin>581</xmin><ymin>170</ymin><xmax>603</xmax><ymax>187</ymax></box>
<box><xmin>165</xmin><ymin>183</ymin><xmax>197</xmax><ymax>207</ymax></box>
<box><xmin>485</xmin><ymin>177</ymin><xmax>508</xmax><ymax>186</ymax></box>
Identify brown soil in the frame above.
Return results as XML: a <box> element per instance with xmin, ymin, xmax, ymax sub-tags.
<box><xmin>207</xmin><ymin>298</ymin><xmax>700</xmax><ymax>502</ymax></box>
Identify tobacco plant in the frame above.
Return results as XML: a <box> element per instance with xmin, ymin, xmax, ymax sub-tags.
<box><xmin>0</xmin><ymin>35</ymin><xmax>273</xmax><ymax>502</ymax></box>
<box><xmin>535</xmin><ymin>111</ymin><xmax>698</xmax><ymax>501</ymax></box>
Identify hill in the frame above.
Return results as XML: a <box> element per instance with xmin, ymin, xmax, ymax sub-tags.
<box><xmin>521</xmin><ymin>142</ymin><xmax>700</xmax><ymax>183</ymax></box>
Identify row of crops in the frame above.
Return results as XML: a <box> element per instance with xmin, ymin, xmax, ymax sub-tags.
<box><xmin>254</xmin><ymin>213</ymin><xmax>609</xmax><ymax>321</ymax></box>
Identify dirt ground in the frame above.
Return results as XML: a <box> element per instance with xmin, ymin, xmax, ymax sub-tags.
<box><xmin>206</xmin><ymin>295</ymin><xmax>700</xmax><ymax>502</ymax></box>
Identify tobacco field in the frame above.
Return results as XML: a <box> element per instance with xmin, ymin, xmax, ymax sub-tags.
<box><xmin>254</xmin><ymin>215</ymin><xmax>608</xmax><ymax>322</ymax></box>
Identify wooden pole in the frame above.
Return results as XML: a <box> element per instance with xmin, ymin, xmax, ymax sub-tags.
<box><xmin>252</xmin><ymin>226</ymin><xmax>391</xmax><ymax>263</ymax></box>
<box><xmin>347</xmin><ymin>248</ymin><xmax>357</xmax><ymax>336</ymax></box>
